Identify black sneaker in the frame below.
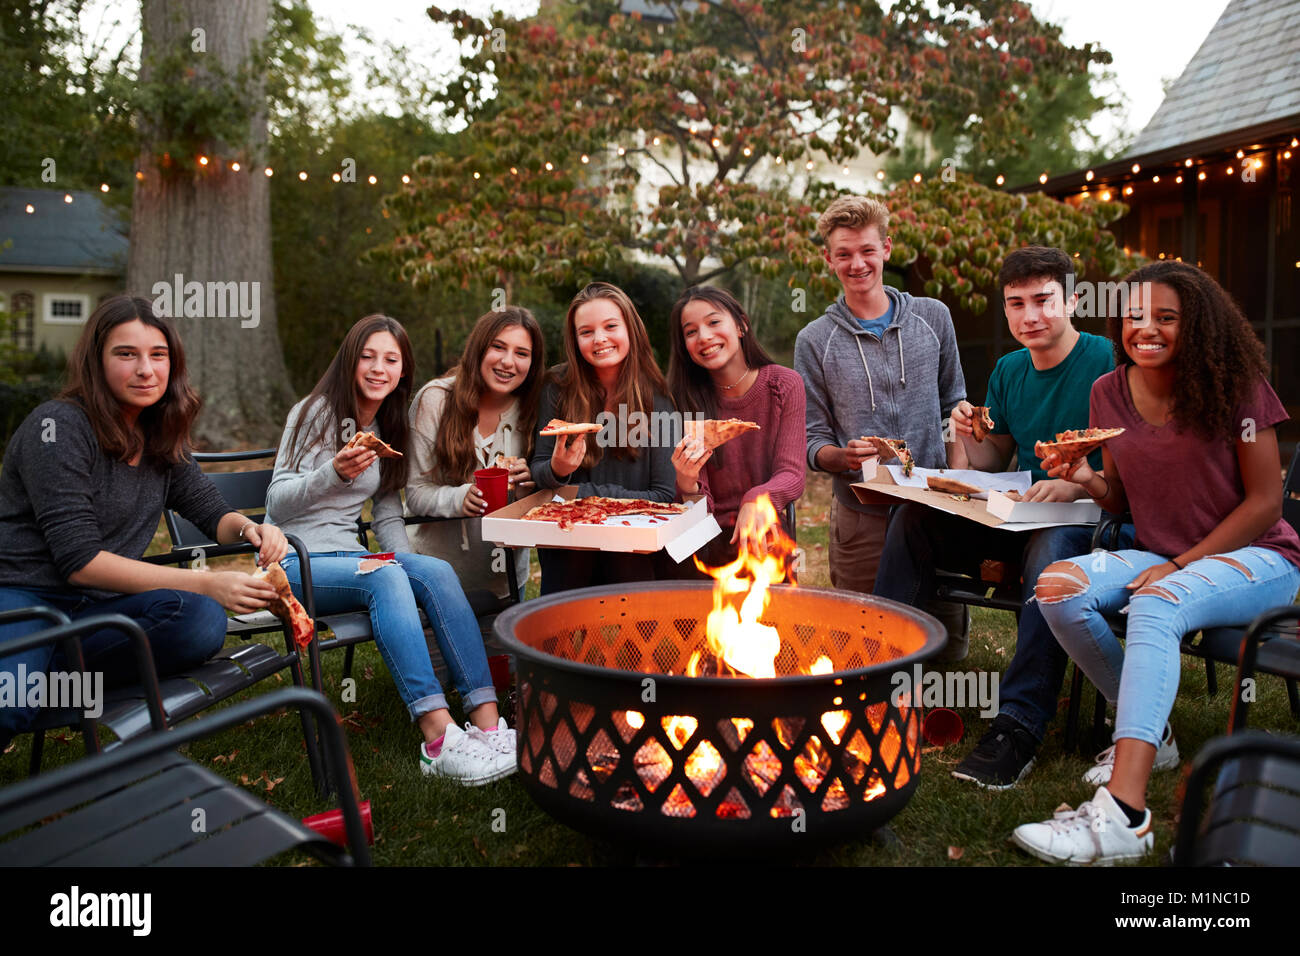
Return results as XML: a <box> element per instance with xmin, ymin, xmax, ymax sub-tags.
<box><xmin>951</xmin><ymin>715</ymin><xmax>1037</xmax><ymax>790</ymax></box>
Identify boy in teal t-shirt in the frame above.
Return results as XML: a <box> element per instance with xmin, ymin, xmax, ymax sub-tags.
<box><xmin>986</xmin><ymin>331</ymin><xmax>1112</xmax><ymax>482</ymax></box>
<box><xmin>873</xmin><ymin>246</ymin><xmax>1132</xmax><ymax>789</ymax></box>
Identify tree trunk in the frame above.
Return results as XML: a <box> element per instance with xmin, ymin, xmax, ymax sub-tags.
<box><xmin>128</xmin><ymin>0</ymin><xmax>293</xmax><ymax>449</ymax></box>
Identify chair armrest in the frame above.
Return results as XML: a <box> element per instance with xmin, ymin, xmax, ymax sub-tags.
<box><xmin>1229</xmin><ymin>604</ymin><xmax>1300</xmax><ymax>734</ymax></box>
<box><xmin>1090</xmin><ymin>511</ymin><xmax>1130</xmax><ymax>552</ymax></box>
<box><xmin>1173</xmin><ymin>729</ymin><xmax>1300</xmax><ymax>866</ymax></box>
<box><xmin>2</xmin><ymin>614</ymin><xmax>168</xmax><ymax>740</ymax></box>
<box><xmin>0</xmin><ymin>605</ymin><xmax>70</xmax><ymax>629</ymax></box>
<box><xmin>192</xmin><ymin>448</ymin><xmax>279</xmax><ymax>464</ymax></box>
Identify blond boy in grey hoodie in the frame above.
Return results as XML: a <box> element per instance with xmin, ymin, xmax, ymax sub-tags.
<box><xmin>795</xmin><ymin>197</ymin><xmax>967</xmax><ymax>625</ymax></box>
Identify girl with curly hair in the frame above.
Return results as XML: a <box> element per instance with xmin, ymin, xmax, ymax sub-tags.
<box><xmin>1011</xmin><ymin>261</ymin><xmax>1300</xmax><ymax>864</ymax></box>
<box><xmin>407</xmin><ymin>307</ymin><xmax>544</xmax><ymax>604</ymax></box>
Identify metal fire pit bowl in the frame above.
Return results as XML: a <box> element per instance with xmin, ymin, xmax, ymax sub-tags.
<box><xmin>493</xmin><ymin>582</ymin><xmax>945</xmax><ymax>855</ymax></box>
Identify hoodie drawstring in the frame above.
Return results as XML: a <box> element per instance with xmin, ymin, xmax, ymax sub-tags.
<box><xmin>855</xmin><ymin>336</ymin><xmax>877</xmax><ymax>411</ymax></box>
<box><xmin>897</xmin><ymin>333</ymin><xmax>906</xmax><ymax>387</ymax></box>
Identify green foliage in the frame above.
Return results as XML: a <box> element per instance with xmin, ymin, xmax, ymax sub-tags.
<box><xmin>382</xmin><ymin>0</ymin><xmax>1116</xmax><ymax>293</ymax></box>
<box><xmin>0</xmin><ymin>0</ymin><xmax>135</xmax><ymax>193</ymax></box>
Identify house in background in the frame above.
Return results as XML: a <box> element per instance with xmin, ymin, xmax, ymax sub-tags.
<box><xmin>1029</xmin><ymin>0</ymin><xmax>1299</xmax><ymax>446</ymax></box>
<box><xmin>0</xmin><ymin>187</ymin><xmax>128</xmax><ymax>357</ymax></box>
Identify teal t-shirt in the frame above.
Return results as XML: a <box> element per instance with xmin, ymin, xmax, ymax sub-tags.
<box><xmin>986</xmin><ymin>332</ymin><xmax>1115</xmax><ymax>482</ymax></box>
<box><xmin>855</xmin><ymin>300</ymin><xmax>894</xmax><ymax>337</ymax></box>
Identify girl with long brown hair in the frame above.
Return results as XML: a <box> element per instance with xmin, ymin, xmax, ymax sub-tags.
<box><xmin>0</xmin><ymin>295</ymin><xmax>288</xmax><ymax>746</ymax></box>
<box><xmin>665</xmin><ymin>286</ymin><xmax>805</xmax><ymax>564</ymax></box>
<box><xmin>529</xmin><ymin>282</ymin><xmax>676</xmax><ymax>593</ymax></box>
<box><xmin>265</xmin><ymin>314</ymin><xmax>516</xmax><ymax>786</ymax></box>
<box><xmin>407</xmin><ymin>306</ymin><xmax>544</xmax><ymax>603</ymax></box>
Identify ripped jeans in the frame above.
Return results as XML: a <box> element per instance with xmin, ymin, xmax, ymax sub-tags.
<box><xmin>281</xmin><ymin>551</ymin><xmax>496</xmax><ymax>721</ymax></box>
<box><xmin>1036</xmin><ymin>546</ymin><xmax>1300</xmax><ymax>749</ymax></box>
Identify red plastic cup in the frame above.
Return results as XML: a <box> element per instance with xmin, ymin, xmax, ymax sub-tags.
<box><xmin>302</xmin><ymin>799</ymin><xmax>374</xmax><ymax>847</ymax></box>
<box><xmin>473</xmin><ymin>467</ymin><xmax>510</xmax><ymax>513</ymax></box>
<box><xmin>922</xmin><ymin>708</ymin><xmax>965</xmax><ymax>747</ymax></box>
<box><xmin>488</xmin><ymin>654</ymin><xmax>513</xmax><ymax>694</ymax></box>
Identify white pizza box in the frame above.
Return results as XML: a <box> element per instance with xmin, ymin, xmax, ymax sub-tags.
<box><xmin>986</xmin><ymin>490</ymin><xmax>1101</xmax><ymax>526</ymax></box>
<box><xmin>481</xmin><ymin>486</ymin><xmax>721</xmax><ymax>560</ymax></box>
<box><xmin>852</xmin><ymin>465</ymin><xmax>1098</xmax><ymax>531</ymax></box>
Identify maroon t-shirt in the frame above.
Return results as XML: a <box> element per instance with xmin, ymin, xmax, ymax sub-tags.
<box><xmin>1090</xmin><ymin>368</ymin><xmax>1300</xmax><ymax>568</ymax></box>
<box><xmin>696</xmin><ymin>364</ymin><xmax>807</xmax><ymax>530</ymax></box>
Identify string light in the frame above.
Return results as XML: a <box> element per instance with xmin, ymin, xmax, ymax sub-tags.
<box><xmin>1085</xmin><ymin>170</ymin><xmax>1094</xmax><ymax>181</ymax></box>
<box><xmin>332</xmin><ymin>172</ymin><xmax>341</xmax><ymax>182</ymax></box>
<box><xmin>580</xmin><ymin>154</ymin><xmax>590</xmax><ymax>164</ymax></box>
<box><xmin>711</xmin><ymin>137</ymin><xmax>720</xmax><ymax>147</ymax></box>
<box><xmin>912</xmin><ymin>172</ymin><xmax>922</xmax><ymax>183</ymax></box>
<box><xmin>1286</xmin><ymin>151</ymin><xmax>1293</xmax><ymax>160</ymax></box>
<box><xmin>510</xmin><ymin>167</ymin><xmax>517</xmax><ymax>175</ymax></box>
<box><xmin>742</xmin><ymin>146</ymin><xmax>751</xmax><ymax>156</ymax></box>
<box><xmin>544</xmin><ymin>162</ymin><xmax>553</xmax><ymax>171</ymax></box>
<box><xmin>1226</xmin><ymin>165</ymin><xmax>1234</xmax><ymax>175</ymax></box>
<box><xmin>198</xmin><ymin>155</ymin><xmax>209</xmax><ymax>166</ymax></box>
<box><xmin>230</xmin><ymin>162</ymin><xmax>240</xmax><ymax>172</ymax></box>
<box><xmin>1184</xmin><ymin>158</ymin><xmax>1193</xmax><ymax>167</ymax></box>
<box><xmin>775</xmin><ymin>156</ymin><xmax>783</xmax><ymax>164</ymax></box>
<box><xmin>806</xmin><ymin>160</ymin><xmax>815</xmax><ymax>170</ymax></box>
<box><xmin>62</xmin><ymin>192</ymin><xmax>74</xmax><ymax>204</ymax></box>
<box><xmin>653</xmin><ymin>137</ymin><xmax>661</xmax><ymax>146</ymax></box>
<box><xmin>876</xmin><ymin>170</ymin><xmax>886</xmax><ymax>181</ymax></box>
<box><xmin>1236</xmin><ymin>150</ymin><xmax>1244</xmax><ymax>158</ymax></box>
<box><xmin>1292</xmin><ymin>138</ymin><xmax>1298</xmax><ymax>148</ymax></box>
<box><xmin>995</xmin><ymin>174</ymin><xmax>1005</xmax><ymax>185</ymax></box>
<box><xmin>1175</xmin><ymin>174</ymin><xmax>1183</xmax><ymax>183</ymax></box>
<box><xmin>616</xmin><ymin>147</ymin><xmax>625</xmax><ymax>156</ymax></box>
<box><xmin>368</xmin><ymin>174</ymin><xmax>377</xmax><ymax>184</ymax></box>
<box><xmin>472</xmin><ymin>171</ymin><xmax>480</xmax><ymax>179</ymax></box>
<box><xmin>1131</xmin><ymin>163</ymin><xmax>1140</xmax><ymax>174</ymax></box>
<box><xmin>841</xmin><ymin>166</ymin><xmax>849</xmax><ymax>175</ymax></box>
<box><xmin>1038</xmin><ymin>172</ymin><xmax>1048</xmax><ymax>184</ymax></box>
<box><xmin>298</xmin><ymin>171</ymin><xmax>308</xmax><ymax>181</ymax></box>
<box><xmin>1123</xmin><ymin>185</ymin><xmax>1133</xmax><ymax>196</ymax></box>
<box><xmin>99</xmin><ymin>183</ymin><xmax>109</xmax><ymax>192</ymax></box>
<box><xmin>25</xmin><ymin>203</ymin><xmax>34</xmax><ymax>214</ymax></box>
<box><xmin>264</xmin><ymin>167</ymin><xmax>274</xmax><ymax>177</ymax></box>
<box><xmin>1099</xmin><ymin>189</ymin><xmax>1112</xmax><ymax>201</ymax></box>
<box><xmin>689</xmin><ymin>125</ymin><xmax>697</xmax><ymax>134</ymax></box>
<box><xmin>135</xmin><ymin>171</ymin><xmax>144</xmax><ymax>181</ymax></box>
<box><xmin>1198</xmin><ymin>170</ymin><xmax>1207</xmax><ymax>180</ymax></box>
<box><xmin>1152</xmin><ymin>174</ymin><xmax>1160</xmax><ymax>183</ymax></box>
<box><xmin>1251</xmin><ymin>158</ymin><xmax>1263</xmax><ymax>169</ymax></box>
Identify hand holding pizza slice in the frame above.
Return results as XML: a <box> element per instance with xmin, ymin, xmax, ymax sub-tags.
<box><xmin>345</xmin><ymin>430</ymin><xmax>403</xmax><ymax>458</ymax></box>
<box><xmin>252</xmin><ymin>562</ymin><xmax>315</xmax><ymax>648</ymax></box>
<box><xmin>1034</xmin><ymin>427</ymin><xmax>1125</xmax><ymax>465</ymax></box>
<box><xmin>683</xmin><ymin>418</ymin><xmax>761</xmax><ymax>450</ymax></box>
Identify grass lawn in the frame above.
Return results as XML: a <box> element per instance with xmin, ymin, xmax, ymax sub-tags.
<box><xmin>3</xmin><ymin>469</ymin><xmax>1297</xmax><ymax>866</ymax></box>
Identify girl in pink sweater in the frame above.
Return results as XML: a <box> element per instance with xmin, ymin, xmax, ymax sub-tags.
<box><xmin>666</xmin><ymin>286</ymin><xmax>806</xmax><ymax>563</ymax></box>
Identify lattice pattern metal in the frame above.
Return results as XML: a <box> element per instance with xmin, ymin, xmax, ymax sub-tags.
<box><xmin>496</xmin><ymin>583</ymin><xmax>942</xmax><ymax>851</ymax></box>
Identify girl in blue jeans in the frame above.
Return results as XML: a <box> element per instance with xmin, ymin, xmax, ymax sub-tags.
<box><xmin>1012</xmin><ymin>261</ymin><xmax>1300</xmax><ymax>864</ymax></box>
<box><xmin>265</xmin><ymin>314</ymin><xmax>514</xmax><ymax>786</ymax></box>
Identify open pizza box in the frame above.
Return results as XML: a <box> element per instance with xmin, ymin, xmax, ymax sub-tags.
<box><xmin>853</xmin><ymin>458</ymin><xmax>1100</xmax><ymax>531</ymax></box>
<box><xmin>482</xmin><ymin>485</ymin><xmax>722</xmax><ymax>561</ymax></box>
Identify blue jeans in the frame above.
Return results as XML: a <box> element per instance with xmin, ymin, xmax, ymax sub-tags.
<box><xmin>282</xmin><ymin>552</ymin><xmax>495</xmax><ymax>720</ymax></box>
<box><xmin>1037</xmin><ymin>546</ymin><xmax>1300</xmax><ymax>748</ymax></box>
<box><xmin>0</xmin><ymin>587</ymin><xmax>227</xmax><ymax>738</ymax></box>
<box><xmin>873</xmin><ymin>503</ymin><xmax>1134</xmax><ymax>740</ymax></box>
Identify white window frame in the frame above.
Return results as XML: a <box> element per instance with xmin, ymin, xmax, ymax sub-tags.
<box><xmin>43</xmin><ymin>293</ymin><xmax>91</xmax><ymax>325</ymax></box>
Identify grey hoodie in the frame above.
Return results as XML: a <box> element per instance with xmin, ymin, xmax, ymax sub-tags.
<box><xmin>794</xmin><ymin>286</ymin><xmax>966</xmax><ymax>514</ymax></box>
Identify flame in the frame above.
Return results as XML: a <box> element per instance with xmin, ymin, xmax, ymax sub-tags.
<box><xmin>693</xmin><ymin>494</ymin><xmax>796</xmax><ymax>680</ymax></box>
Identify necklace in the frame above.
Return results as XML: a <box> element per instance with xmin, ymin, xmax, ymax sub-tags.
<box><xmin>718</xmin><ymin>366</ymin><xmax>752</xmax><ymax>390</ymax></box>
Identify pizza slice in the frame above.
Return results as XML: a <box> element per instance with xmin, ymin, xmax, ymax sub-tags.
<box><xmin>683</xmin><ymin>418</ymin><xmax>761</xmax><ymax>450</ymax></box>
<box><xmin>252</xmin><ymin>562</ymin><xmax>315</xmax><ymax>648</ymax></box>
<box><xmin>345</xmin><ymin>430</ymin><xmax>403</xmax><ymax>458</ymax></box>
<box><xmin>926</xmin><ymin>475</ymin><xmax>984</xmax><ymax>496</ymax></box>
<box><xmin>539</xmin><ymin>418</ymin><xmax>602</xmax><ymax>437</ymax></box>
<box><xmin>494</xmin><ymin>453</ymin><xmax>525</xmax><ymax>471</ymax></box>
<box><xmin>862</xmin><ymin>435</ymin><xmax>915</xmax><ymax>476</ymax></box>
<box><xmin>971</xmin><ymin>406</ymin><xmax>995</xmax><ymax>442</ymax></box>
<box><xmin>1034</xmin><ymin>427</ymin><xmax>1126</xmax><ymax>464</ymax></box>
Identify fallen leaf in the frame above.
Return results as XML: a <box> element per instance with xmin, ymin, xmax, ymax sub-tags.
<box><xmin>947</xmin><ymin>846</ymin><xmax>964</xmax><ymax>860</ymax></box>
<box><xmin>363</xmin><ymin>665</ymin><xmax>375</xmax><ymax>681</ymax></box>
<box><xmin>3</xmin><ymin>741</ymin><xmax>15</xmax><ymax>755</ymax></box>
<box><xmin>472</xmin><ymin>836</ymin><xmax>488</xmax><ymax>858</ymax></box>
<box><xmin>265</xmin><ymin>776</ymin><xmax>285</xmax><ymax>792</ymax></box>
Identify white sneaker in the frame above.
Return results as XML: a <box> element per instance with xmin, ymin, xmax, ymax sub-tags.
<box><xmin>1012</xmin><ymin>786</ymin><xmax>1153</xmax><ymax>865</ymax></box>
<box><xmin>471</xmin><ymin>717</ymin><xmax>517</xmax><ymax>758</ymax></box>
<box><xmin>419</xmin><ymin>722</ymin><xmax>516</xmax><ymax>786</ymax></box>
<box><xmin>1083</xmin><ymin>724</ymin><xmax>1179</xmax><ymax>786</ymax></box>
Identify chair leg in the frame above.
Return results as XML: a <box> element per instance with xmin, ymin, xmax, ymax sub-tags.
<box><xmin>286</xmin><ymin>652</ymin><xmax>330</xmax><ymax>797</ymax></box>
<box><xmin>1090</xmin><ymin>685</ymin><xmax>1108</xmax><ymax>753</ymax></box>
<box><xmin>1064</xmin><ymin>664</ymin><xmax>1083</xmax><ymax>752</ymax></box>
<box><xmin>343</xmin><ymin>645</ymin><xmax>355</xmax><ymax>683</ymax></box>
<box><xmin>28</xmin><ymin>730</ymin><xmax>45</xmax><ymax>777</ymax></box>
<box><xmin>1205</xmin><ymin>658</ymin><xmax>1217</xmax><ymax>696</ymax></box>
<box><xmin>1288</xmin><ymin>679</ymin><xmax>1300</xmax><ymax>720</ymax></box>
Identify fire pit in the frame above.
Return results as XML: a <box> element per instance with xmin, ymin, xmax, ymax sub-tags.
<box><xmin>492</xmin><ymin>581</ymin><xmax>944</xmax><ymax>854</ymax></box>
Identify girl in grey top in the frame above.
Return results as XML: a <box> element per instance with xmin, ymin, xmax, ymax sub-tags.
<box><xmin>264</xmin><ymin>314</ymin><xmax>515</xmax><ymax>786</ymax></box>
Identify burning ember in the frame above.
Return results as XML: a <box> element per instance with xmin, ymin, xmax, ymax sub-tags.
<box><xmin>599</xmin><ymin>495</ymin><xmax>890</xmax><ymax>817</ymax></box>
